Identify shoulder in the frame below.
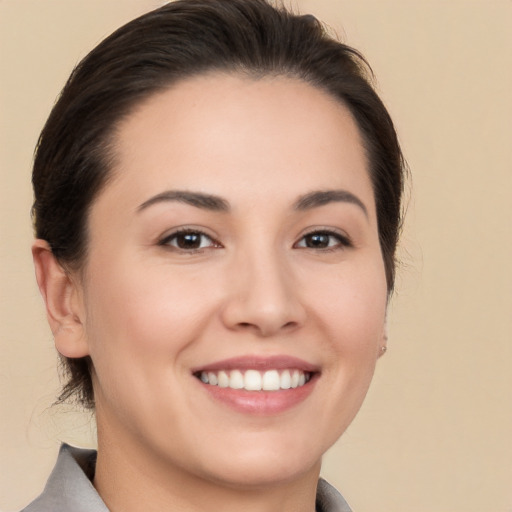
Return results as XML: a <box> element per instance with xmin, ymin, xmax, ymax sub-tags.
<box><xmin>21</xmin><ymin>444</ymin><xmax>108</xmax><ymax>512</ymax></box>
<box><xmin>21</xmin><ymin>445</ymin><xmax>351</xmax><ymax>512</ymax></box>
<box><xmin>316</xmin><ymin>478</ymin><xmax>352</xmax><ymax>512</ymax></box>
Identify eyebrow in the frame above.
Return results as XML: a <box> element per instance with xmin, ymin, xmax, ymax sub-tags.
<box><xmin>137</xmin><ymin>188</ymin><xmax>368</xmax><ymax>217</ymax></box>
<box><xmin>137</xmin><ymin>190</ymin><xmax>230</xmax><ymax>212</ymax></box>
<box><xmin>294</xmin><ymin>190</ymin><xmax>368</xmax><ymax>217</ymax></box>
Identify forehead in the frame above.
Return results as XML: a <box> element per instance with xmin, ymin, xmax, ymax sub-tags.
<box><xmin>101</xmin><ymin>72</ymin><xmax>374</xmax><ymax>216</ymax></box>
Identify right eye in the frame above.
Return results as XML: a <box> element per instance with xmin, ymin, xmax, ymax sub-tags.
<box><xmin>159</xmin><ymin>229</ymin><xmax>220</xmax><ymax>252</ymax></box>
<box><xmin>294</xmin><ymin>229</ymin><xmax>352</xmax><ymax>251</ymax></box>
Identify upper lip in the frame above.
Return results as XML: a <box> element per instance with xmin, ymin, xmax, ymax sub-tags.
<box><xmin>191</xmin><ymin>355</ymin><xmax>320</xmax><ymax>374</ymax></box>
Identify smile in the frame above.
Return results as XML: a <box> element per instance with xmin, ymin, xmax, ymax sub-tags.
<box><xmin>197</xmin><ymin>369</ymin><xmax>312</xmax><ymax>391</ymax></box>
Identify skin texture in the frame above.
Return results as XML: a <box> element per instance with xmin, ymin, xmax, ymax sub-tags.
<box><xmin>33</xmin><ymin>73</ymin><xmax>388</xmax><ymax>512</ymax></box>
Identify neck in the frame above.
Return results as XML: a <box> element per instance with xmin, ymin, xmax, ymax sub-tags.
<box><xmin>93</xmin><ymin>424</ymin><xmax>321</xmax><ymax>512</ymax></box>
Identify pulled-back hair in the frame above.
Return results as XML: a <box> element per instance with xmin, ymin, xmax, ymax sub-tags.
<box><xmin>32</xmin><ymin>0</ymin><xmax>406</xmax><ymax>409</ymax></box>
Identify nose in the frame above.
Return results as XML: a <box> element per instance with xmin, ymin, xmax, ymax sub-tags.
<box><xmin>220</xmin><ymin>248</ymin><xmax>306</xmax><ymax>337</ymax></box>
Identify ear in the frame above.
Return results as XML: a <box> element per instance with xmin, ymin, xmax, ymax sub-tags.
<box><xmin>32</xmin><ymin>239</ymin><xmax>90</xmax><ymax>358</ymax></box>
<box><xmin>378</xmin><ymin>324</ymin><xmax>388</xmax><ymax>359</ymax></box>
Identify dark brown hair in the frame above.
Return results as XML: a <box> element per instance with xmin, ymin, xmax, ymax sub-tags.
<box><xmin>32</xmin><ymin>0</ymin><xmax>406</xmax><ymax>409</ymax></box>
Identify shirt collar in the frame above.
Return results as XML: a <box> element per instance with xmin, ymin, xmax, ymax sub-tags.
<box><xmin>24</xmin><ymin>444</ymin><xmax>351</xmax><ymax>512</ymax></box>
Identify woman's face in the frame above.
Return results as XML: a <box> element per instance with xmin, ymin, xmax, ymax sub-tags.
<box><xmin>76</xmin><ymin>73</ymin><xmax>388</xmax><ymax>487</ymax></box>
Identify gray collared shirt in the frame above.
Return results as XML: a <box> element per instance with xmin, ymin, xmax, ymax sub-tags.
<box><xmin>22</xmin><ymin>444</ymin><xmax>352</xmax><ymax>512</ymax></box>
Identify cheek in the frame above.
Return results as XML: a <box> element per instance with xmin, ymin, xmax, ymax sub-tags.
<box><xmin>313</xmin><ymin>265</ymin><xmax>386</xmax><ymax>438</ymax></box>
<box><xmin>83</xmin><ymin>257</ymin><xmax>217</xmax><ymax>373</ymax></box>
<box><xmin>306</xmin><ymin>257</ymin><xmax>387</xmax><ymax>426</ymax></box>
<box><xmin>308</xmin><ymin>259</ymin><xmax>388</xmax><ymax>350</ymax></box>
<box><xmin>81</xmin><ymin>259</ymin><xmax>223</xmax><ymax>432</ymax></box>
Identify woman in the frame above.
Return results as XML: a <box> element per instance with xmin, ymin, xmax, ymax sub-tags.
<box><xmin>25</xmin><ymin>0</ymin><xmax>405</xmax><ymax>510</ymax></box>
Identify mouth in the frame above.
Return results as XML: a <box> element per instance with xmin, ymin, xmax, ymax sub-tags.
<box><xmin>194</xmin><ymin>368</ymin><xmax>312</xmax><ymax>391</ymax></box>
<box><xmin>191</xmin><ymin>356</ymin><xmax>319</xmax><ymax>415</ymax></box>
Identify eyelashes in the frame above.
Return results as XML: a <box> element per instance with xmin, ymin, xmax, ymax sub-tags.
<box><xmin>158</xmin><ymin>227</ymin><xmax>353</xmax><ymax>253</ymax></box>
<box><xmin>293</xmin><ymin>229</ymin><xmax>352</xmax><ymax>250</ymax></box>
<box><xmin>159</xmin><ymin>228</ymin><xmax>221</xmax><ymax>251</ymax></box>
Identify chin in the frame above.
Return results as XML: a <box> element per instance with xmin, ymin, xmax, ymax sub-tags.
<box><xmin>202</xmin><ymin>453</ymin><xmax>321</xmax><ymax>490</ymax></box>
<box><xmin>189</xmin><ymin>432</ymin><xmax>326</xmax><ymax>489</ymax></box>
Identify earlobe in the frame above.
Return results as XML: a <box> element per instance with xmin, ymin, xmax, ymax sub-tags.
<box><xmin>378</xmin><ymin>330</ymin><xmax>388</xmax><ymax>358</ymax></box>
<box><xmin>32</xmin><ymin>239</ymin><xmax>90</xmax><ymax>358</ymax></box>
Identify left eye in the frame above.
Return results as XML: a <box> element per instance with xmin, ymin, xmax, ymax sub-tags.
<box><xmin>295</xmin><ymin>231</ymin><xmax>350</xmax><ymax>249</ymax></box>
<box><xmin>161</xmin><ymin>230</ymin><xmax>218</xmax><ymax>250</ymax></box>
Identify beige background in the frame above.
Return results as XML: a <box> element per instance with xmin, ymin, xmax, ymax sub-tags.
<box><xmin>1</xmin><ymin>1</ymin><xmax>511</xmax><ymax>511</ymax></box>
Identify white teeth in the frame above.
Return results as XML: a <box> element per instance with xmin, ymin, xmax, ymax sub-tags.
<box><xmin>244</xmin><ymin>370</ymin><xmax>262</xmax><ymax>390</ymax></box>
<box><xmin>291</xmin><ymin>369</ymin><xmax>300</xmax><ymax>388</ymax></box>
<box><xmin>262</xmin><ymin>370</ymin><xmax>280</xmax><ymax>391</ymax></box>
<box><xmin>229</xmin><ymin>370</ymin><xmax>244</xmax><ymax>389</ymax></box>
<box><xmin>198</xmin><ymin>369</ymin><xmax>311</xmax><ymax>391</ymax></box>
<box><xmin>280</xmin><ymin>369</ymin><xmax>291</xmax><ymax>389</ymax></box>
<box><xmin>218</xmin><ymin>370</ymin><xmax>229</xmax><ymax>388</ymax></box>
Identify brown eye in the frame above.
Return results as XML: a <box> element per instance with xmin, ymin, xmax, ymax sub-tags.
<box><xmin>175</xmin><ymin>232</ymin><xmax>203</xmax><ymax>249</ymax></box>
<box><xmin>304</xmin><ymin>233</ymin><xmax>331</xmax><ymax>248</ymax></box>
<box><xmin>161</xmin><ymin>230</ymin><xmax>218</xmax><ymax>251</ymax></box>
<box><xmin>295</xmin><ymin>230</ymin><xmax>351</xmax><ymax>250</ymax></box>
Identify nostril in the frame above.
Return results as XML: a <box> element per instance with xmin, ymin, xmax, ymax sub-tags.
<box><xmin>235</xmin><ymin>320</ymin><xmax>298</xmax><ymax>334</ymax></box>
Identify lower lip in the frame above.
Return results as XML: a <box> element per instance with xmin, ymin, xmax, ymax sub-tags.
<box><xmin>196</xmin><ymin>375</ymin><xmax>318</xmax><ymax>415</ymax></box>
